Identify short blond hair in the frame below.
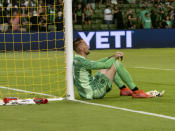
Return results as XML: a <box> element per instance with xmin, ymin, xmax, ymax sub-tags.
<box><xmin>73</xmin><ymin>38</ymin><xmax>83</xmax><ymax>52</ymax></box>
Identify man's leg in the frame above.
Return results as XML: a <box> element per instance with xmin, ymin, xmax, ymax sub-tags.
<box><xmin>113</xmin><ymin>72</ymin><xmax>133</xmax><ymax>96</ymax></box>
<box><xmin>100</xmin><ymin>60</ymin><xmax>136</xmax><ymax>90</ymax></box>
<box><xmin>113</xmin><ymin>60</ymin><xmax>152</xmax><ymax>98</ymax></box>
<box><xmin>100</xmin><ymin>63</ymin><xmax>134</xmax><ymax>96</ymax></box>
<box><xmin>113</xmin><ymin>61</ymin><xmax>137</xmax><ymax>96</ymax></box>
<box><xmin>113</xmin><ymin>72</ymin><xmax>125</xmax><ymax>88</ymax></box>
<box><xmin>113</xmin><ymin>60</ymin><xmax>136</xmax><ymax>90</ymax></box>
<box><xmin>100</xmin><ymin>60</ymin><xmax>152</xmax><ymax>98</ymax></box>
<box><xmin>99</xmin><ymin>64</ymin><xmax>116</xmax><ymax>82</ymax></box>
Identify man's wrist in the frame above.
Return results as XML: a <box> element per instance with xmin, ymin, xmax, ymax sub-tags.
<box><xmin>108</xmin><ymin>55</ymin><xmax>114</xmax><ymax>59</ymax></box>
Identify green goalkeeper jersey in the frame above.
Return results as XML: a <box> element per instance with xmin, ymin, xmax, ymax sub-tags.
<box><xmin>73</xmin><ymin>54</ymin><xmax>115</xmax><ymax>99</ymax></box>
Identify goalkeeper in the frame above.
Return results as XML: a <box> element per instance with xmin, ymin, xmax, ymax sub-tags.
<box><xmin>73</xmin><ymin>38</ymin><xmax>152</xmax><ymax>99</ymax></box>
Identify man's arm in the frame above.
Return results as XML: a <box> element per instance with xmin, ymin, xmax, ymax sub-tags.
<box><xmin>96</xmin><ymin>57</ymin><xmax>109</xmax><ymax>62</ymax></box>
<box><xmin>79</xmin><ymin>57</ymin><xmax>116</xmax><ymax>70</ymax></box>
<box><xmin>97</xmin><ymin>52</ymin><xmax>124</xmax><ymax>62</ymax></box>
<box><xmin>75</xmin><ymin>52</ymin><xmax>124</xmax><ymax>70</ymax></box>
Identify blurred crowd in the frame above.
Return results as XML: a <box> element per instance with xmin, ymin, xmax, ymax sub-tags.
<box><xmin>73</xmin><ymin>0</ymin><xmax>175</xmax><ymax>29</ymax></box>
<box><xmin>0</xmin><ymin>0</ymin><xmax>63</xmax><ymax>32</ymax></box>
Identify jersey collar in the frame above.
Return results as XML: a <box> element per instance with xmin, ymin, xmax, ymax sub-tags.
<box><xmin>75</xmin><ymin>54</ymin><xmax>85</xmax><ymax>59</ymax></box>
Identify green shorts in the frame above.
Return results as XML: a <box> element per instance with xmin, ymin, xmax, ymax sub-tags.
<box><xmin>92</xmin><ymin>72</ymin><xmax>112</xmax><ymax>99</ymax></box>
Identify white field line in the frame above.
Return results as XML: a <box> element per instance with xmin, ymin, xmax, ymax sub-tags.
<box><xmin>130</xmin><ymin>67</ymin><xmax>175</xmax><ymax>71</ymax></box>
<box><xmin>0</xmin><ymin>86</ymin><xmax>57</xmax><ymax>97</ymax></box>
<box><xmin>74</xmin><ymin>100</ymin><xmax>175</xmax><ymax>121</ymax></box>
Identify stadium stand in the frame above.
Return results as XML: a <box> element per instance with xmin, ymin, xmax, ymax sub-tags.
<box><xmin>0</xmin><ymin>0</ymin><xmax>175</xmax><ymax>31</ymax></box>
<box><xmin>0</xmin><ymin>0</ymin><xmax>63</xmax><ymax>32</ymax></box>
<box><xmin>73</xmin><ymin>0</ymin><xmax>175</xmax><ymax>30</ymax></box>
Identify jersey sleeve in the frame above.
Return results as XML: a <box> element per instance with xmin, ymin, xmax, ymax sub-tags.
<box><xmin>96</xmin><ymin>57</ymin><xmax>109</xmax><ymax>62</ymax></box>
<box><xmin>79</xmin><ymin>57</ymin><xmax>116</xmax><ymax>70</ymax></box>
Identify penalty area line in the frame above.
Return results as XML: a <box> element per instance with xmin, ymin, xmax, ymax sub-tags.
<box><xmin>130</xmin><ymin>67</ymin><xmax>175</xmax><ymax>71</ymax></box>
<box><xmin>0</xmin><ymin>86</ymin><xmax>57</xmax><ymax>98</ymax></box>
<box><xmin>73</xmin><ymin>99</ymin><xmax>175</xmax><ymax>121</ymax></box>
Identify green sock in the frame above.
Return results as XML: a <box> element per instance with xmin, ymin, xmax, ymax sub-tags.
<box><xmin>113</xmin><ymin>72</ymin><xmax>124</xmax><ymax>89</ymax></box>
<box><xmin>113</xmin><ymin>60</ymin><xmax>136</xmax><ymax>90</ymax></box>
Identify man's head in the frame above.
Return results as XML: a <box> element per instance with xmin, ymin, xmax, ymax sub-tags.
<box><xmin>73</xmin><ymin>38</ymin><xmax>90</xmax><ymax>55</ymax></box>
<box><xmin>77</xmin><ymin>3</ymin><xmax>82</xmax><ymax>9</ymax></box>
<box><xmin>145</xmin><ymin>12</ymin><xmax>149</xmax><ymax>17</ymax></box>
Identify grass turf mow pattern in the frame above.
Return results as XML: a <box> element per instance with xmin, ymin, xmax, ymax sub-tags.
<box><xmin>0</xmin><ymin>48</ymin><xmax>175</xmax><ymax>130</ymax></box>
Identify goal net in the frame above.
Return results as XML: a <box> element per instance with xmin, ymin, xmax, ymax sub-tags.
<box><xmin>0</xmin><ymin>0</ymin><xmax>73</xmax><ymax>100</ymax></box>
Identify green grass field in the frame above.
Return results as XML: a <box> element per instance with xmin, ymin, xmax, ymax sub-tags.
<box><xmin>0</xmin><ymin>48</ymin><xmax>175</xmax><ymax>131</ymax></box>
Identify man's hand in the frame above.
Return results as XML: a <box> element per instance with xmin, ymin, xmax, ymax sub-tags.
<box><xmin>108</xmin><ymin>52</ymin><xmax>124</xmax><ymax>61</ymax></box>
<box><xmin>114</xmin><ymin>52</ymin><xmax>124</xmax><ymax>61</ymax></box>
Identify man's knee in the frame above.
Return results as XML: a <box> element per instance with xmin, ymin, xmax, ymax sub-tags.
<box><xmin>109</xmin><ymin>64</ymin><xmax>116</xmax><ymax>72</ymax></box>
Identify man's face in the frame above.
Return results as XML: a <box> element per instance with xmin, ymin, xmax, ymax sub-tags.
<box><xmin>78</xmin><ymin>4</ymin><xmax>82</xmax><ymax>9</ymax></box>
<box><xmin>79</xmin><ymin>40</ymin><xmax>90</xmax><ymax>55</ymax></box>
<box><xmin>146</xmin><ymin>13</ymin><xmax>149</xmax><ymax>17</ymax></box>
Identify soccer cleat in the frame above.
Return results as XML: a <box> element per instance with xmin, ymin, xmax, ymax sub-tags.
<box><xmin>120</xmin><ymin>87</ymin><xmax>133</xmax><ymax>96</ymax></box>
<box><xmin>132</xmin><ymin>90</ymin><xmax>152</xmax><ymax>98</ymax></box>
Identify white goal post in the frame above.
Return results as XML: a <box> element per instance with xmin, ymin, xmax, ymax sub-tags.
<box><xmin>64</xmin><ymin>0</ymin><xmax>75</xmax><ymax>100</ymax></box>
